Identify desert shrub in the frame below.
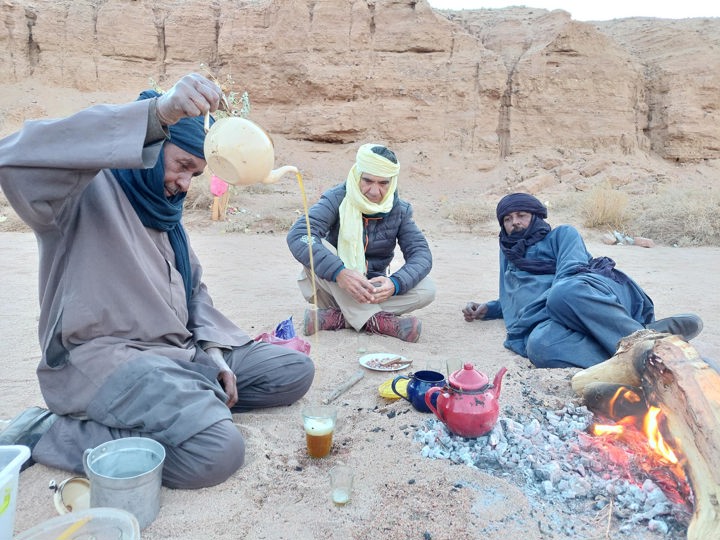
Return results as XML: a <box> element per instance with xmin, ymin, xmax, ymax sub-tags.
<box><xmin>443</xmin><ymin>201</ymin><xmax>496</xmax><ymax>232</ymax></box>
<box><xmin>628</xmin><ymin>187</ymin><xmax>720</xmax><ymax>246</ymax></box>
<box><xmin>580</xmin><ymin>185</ymin><xmax>629</xmax><ymax>230</ymax></box>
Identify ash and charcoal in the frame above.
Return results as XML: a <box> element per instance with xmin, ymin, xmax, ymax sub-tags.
<box><xmin>415</xmin><ymin>403</ymin><xmax>691</xmax><ymax>538</ymax></box>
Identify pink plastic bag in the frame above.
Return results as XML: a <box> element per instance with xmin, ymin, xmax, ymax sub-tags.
<box><xmin>210</xmin><ymin>175</ymin><xmax>229</xmax><ymax>197</ymax></box>
<box><xmin>254</xmin><ymin>316</ymin><xmax>310</xmax><ymax>354</ymax></box>
<box><xmin>254</xmin><ymin>332</ymin><xmax>311</xmax><ymax>355</ymax></box>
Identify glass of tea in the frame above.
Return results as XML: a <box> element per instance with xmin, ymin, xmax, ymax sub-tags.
<box><xmin>301</xmin><ymin>405</ymin><xmax>337</xmax><ymax>458</ymax></box>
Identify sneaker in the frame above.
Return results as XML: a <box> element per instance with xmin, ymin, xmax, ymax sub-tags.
<box><xmin>647</xmin><ymin>314</ymin><xmax>703</xmax><ymax>341</ymax></box>
<box><xmin>0</xmin><ymin>406</ymin><xmax>57</xmax><ymax>471</ymax></box>
<box><xmin>303</xmin><ymin>308</ymin><xmax>346</xmax><ymax>336</ymax></box>
<box><xmin>364</xmin><ymin>312</ymin><xmax>421</xmax><ymax>343</ymax></box>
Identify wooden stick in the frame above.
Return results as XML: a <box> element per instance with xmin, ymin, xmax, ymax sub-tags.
<box><xmin>322</xmin><ymin>370</ymin><xmax>365</xmax><ymax>404</ymax></box>
<box><xmin>381</xmin><ymin>357</ymin><xmax>412</xmax><ymax>368</ymax></box>
<box><xmin>380</xmin><ymin>356</ymin><xmax>403</xmax><ymax>367</ymax></box>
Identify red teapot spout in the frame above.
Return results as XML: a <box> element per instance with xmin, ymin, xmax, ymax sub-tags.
<box><xmin>492</xmin><ymin>367</ymin><xmax>508</xmax><ymax>397</ymax></box>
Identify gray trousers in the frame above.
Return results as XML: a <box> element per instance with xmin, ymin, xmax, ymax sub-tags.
<box><xmin>33</xmin><ymin>340</ymin><xmax>314</xmax><ymax>489</ymax></box>
<box><xmin>298</xmin><ymin>268</ymin><xmax>436</xmax><ymax>330</ymax></box>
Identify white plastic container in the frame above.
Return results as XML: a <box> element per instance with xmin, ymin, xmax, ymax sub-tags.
<box><xmin>15</xmin><ymin>507</ymin><xmax>140</xmax><ymax>540</ymax></box>
<box><xmin>0</xmin><ymin>445</ymin><xmax>31</xmax><ymax>539</ymax></box>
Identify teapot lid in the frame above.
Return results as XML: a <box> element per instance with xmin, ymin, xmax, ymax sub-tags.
<box><xmin>449</xmin><ymin>363</ymin><xmax>489</xmax><ymax>391</ymax></box>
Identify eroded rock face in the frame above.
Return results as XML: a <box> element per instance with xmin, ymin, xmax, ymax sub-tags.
<box><xmin>1</xmin><ymin>0</ymin><xmax>718</xmax><ymax>162</ymax></box>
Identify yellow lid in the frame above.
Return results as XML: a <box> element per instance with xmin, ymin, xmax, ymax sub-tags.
<box><xmin>378</xmin><ymin>378</ymin><xmax>408</xmax><ymax>399</ymax></box>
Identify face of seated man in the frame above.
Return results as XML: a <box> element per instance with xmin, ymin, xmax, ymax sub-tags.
<box><xmin>503</xmin><ymin>211</ymin><xmax>532</xmax><ymax>235</ymax></box>
<box><xmin>163</xmin><ymin>142</ymin><xmax>206</xmax><ymax>198</ymax></box>
<box><xmin>360</xmin><ymin>173</ymin><xmax>391</xmax><ymax>204</ymax></box>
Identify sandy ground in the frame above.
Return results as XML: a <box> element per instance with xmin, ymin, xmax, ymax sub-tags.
<box><xmin>1</xmin><ymin>12</ymin><xmax>719</xmax><ymax>536</ymax></box>
<box><xmin>2</xmin><ymin>218</ymin><xmax>719</xmax><ymax>538</ymax></box>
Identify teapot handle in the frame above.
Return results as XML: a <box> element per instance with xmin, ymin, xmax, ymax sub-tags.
<box><xmin>424</xmin><ymin>386</ymin><xmax>444</xmax><ymax>419</ymax></box>
<box><xmin>391</xmin><ymin>374</ymin><xmax>411</xmax><ymax>402</ymax></box>
<box><xmin>82</xmin><ymin>448</ymin><xmax>93</xmax><ymax>477</ymax></box>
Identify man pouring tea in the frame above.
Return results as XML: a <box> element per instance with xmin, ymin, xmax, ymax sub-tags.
<box><xmin>0</xmin><ymin>73</ymin><xmax>315</xmax><ymax>488</ymax></box>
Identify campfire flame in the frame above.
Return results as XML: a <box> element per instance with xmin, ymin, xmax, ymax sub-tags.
<box><xmin>587</xmin><ymin>386</ymin><xmax>691</xmax><ymax>507</ymax></box>
<box><xmin>644</xmin><ymin>406</ymin><xmax>679</xmax><ymax>464</ymax></box>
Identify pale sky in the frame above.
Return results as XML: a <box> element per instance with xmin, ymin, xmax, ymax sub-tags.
<box><xmin>426</xmin><ymin>1</ymin><xmax>720</xmax><ymax>21</ymax></box>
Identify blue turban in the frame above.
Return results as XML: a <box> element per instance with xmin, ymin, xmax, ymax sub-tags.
<box><xmin>496</xmin><ymin>193</ymin><xmax>548</xmax><ymax>226</ymax></box>
<box><xmin>137</xmin><ymin>89</ymin><xmax>212</xmax><ymax>159</ymax></box>
<box><xmin>110</xmin><ymin>88</ymin><xmax>214</xmax><ymax>303</ymax></box>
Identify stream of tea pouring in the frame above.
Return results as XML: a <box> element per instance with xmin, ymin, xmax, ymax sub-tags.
<box><xmin>203</xmin><ymin>110</ymin><xmax>320</xmax><ymax>340</ymax></box>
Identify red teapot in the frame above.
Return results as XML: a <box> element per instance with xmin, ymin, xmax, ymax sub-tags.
<box><xmin>425</xmin><ymin>364</ymin><xmax>507</xmax><ymax>438</ymax></box>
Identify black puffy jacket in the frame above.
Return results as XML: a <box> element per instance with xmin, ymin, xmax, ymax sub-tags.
<box><xmin>286</xmin><ymin>184</ymin><xmax>432</xmax><ymax>295</ymax></box>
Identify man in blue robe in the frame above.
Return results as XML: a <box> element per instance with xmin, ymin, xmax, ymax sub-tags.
<box><xmin>463</xmin><ymin>193</ymin><xmax>703</xmax><ymax>368</ymax></box>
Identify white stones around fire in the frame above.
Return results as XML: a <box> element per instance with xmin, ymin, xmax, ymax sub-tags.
<box><xmin>414</xmin><ymin>403</ymin><xmax>689</xmax><ymax>537</ymax></box>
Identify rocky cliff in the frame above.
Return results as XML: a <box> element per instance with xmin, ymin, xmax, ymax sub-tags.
<box><xmin>2</xmin><ymin>0</ymin><xmax>719</xmax><ymax>165</ymax></box>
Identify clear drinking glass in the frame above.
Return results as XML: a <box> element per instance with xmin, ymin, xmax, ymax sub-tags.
<box><xmin>301</xmin><ymin>405</ymin><xmax>337</xmax><ymax>458</ymax></box>
<box><xmin>329</xmin><ymin>464</ymin><xmax>353</xmax><ymax>506</ymax></box>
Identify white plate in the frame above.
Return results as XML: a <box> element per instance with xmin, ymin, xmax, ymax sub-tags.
<box><xmin>359</xmin><ymin>353</ymin><xmax>412</xmax><ymax>372</ymax></box>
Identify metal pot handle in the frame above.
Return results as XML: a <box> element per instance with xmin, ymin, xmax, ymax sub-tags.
<box><xmin>82</xmin><ymin>448</ymin><xmax>92</xmax><ymax>477</ymax></box>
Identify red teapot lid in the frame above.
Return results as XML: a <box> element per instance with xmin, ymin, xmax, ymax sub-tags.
<box><xmin>449</xmin><ymin>363</ymin><xmax>489</xmax><ymax>391</ymax></box>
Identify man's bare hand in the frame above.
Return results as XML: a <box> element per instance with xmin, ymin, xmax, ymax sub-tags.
<box><xmin>336</xmin><ymin>269</ymin><xmax>376</xmax><ymax>303</ymax></box>
<box><xmin>368</xmin><ymin>277</ymin><xmax>394</xmax><ymax>303</ymax></box>
<box><xmin>156</xmin><ymin>73</ymin><xmax>222</xmax><ymax>126</ymax></box>
<box><xmin>462</xmin><ymin>302</ymin><xmax>488</xmax><ymax>322</ymax></box>
<box><xmin>206</xmin><ymin>347</ymin><xmax>238</xmax><ymax>408</ymax></box>
<box><xmin>216</xmin><ymin>370</ymin><xmax>238</xmax><ymax>408</ymax></box>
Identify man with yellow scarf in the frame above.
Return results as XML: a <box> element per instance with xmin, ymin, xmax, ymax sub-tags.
<box><xmin>287</xmin><ymin>144</ymin><xmax>435</xmax><ymax>342</ymax></box>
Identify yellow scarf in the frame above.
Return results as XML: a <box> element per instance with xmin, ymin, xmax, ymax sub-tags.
<box><xmin>337</xmin><ymin>144</ymin><xmax>399</xmax><ymax>274</ymax></box>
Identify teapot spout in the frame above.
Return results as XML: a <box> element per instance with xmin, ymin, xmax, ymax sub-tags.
<box><xmin>264</xmin><ymin>165</ymin><xmax>299</xmax><ymax>184</ymax></box>
<box><xmin>492</xmin><ymin>367</ymin><xmax>508</xmax><ymax>397</ymax></box>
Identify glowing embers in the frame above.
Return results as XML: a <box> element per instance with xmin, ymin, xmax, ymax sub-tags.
<box><xmin>586</xmin><ymin>385</ymin><xmax>691</xmax><ymax>509</ymax></box>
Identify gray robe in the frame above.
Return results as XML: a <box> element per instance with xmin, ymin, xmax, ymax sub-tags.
<box><xmin>0</xmin><ymin>100</ymin><xmax>251</xmax><ymax>444</ymax></box>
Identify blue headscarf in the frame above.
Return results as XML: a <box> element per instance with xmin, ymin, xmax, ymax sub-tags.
<box><xmin>111</xmin><ymin>89</ymin><xmax>212</xmax><ymax>303</ymax></box>
<box><xmin>496</xmin><ymin>193</ymin><xmax>556</xmax><ymax>275</ymax></box>
<box><xmin>496</xmin><ymin>192</ymin><xmax>548</xmax><ymax>226</ymax></box>
<box><xmin>496</xmin><ymin>193</ymin><xmax>628</xmax><ymax>282</ymax></box>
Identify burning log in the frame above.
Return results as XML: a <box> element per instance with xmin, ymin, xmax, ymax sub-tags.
<box><xmin>570</xmin><ymin>329</ymin><xmax>665</xmax><ymax>394</ymax></box>
<box><xmin>581</xmin><ymin>382</ymin><xmax>648</xmax><ymax>419</ymax></box>
<box><xmin>572</xmin><ymin>331</ymin><xmax>720</xmax><ymax>540</ymax></box>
